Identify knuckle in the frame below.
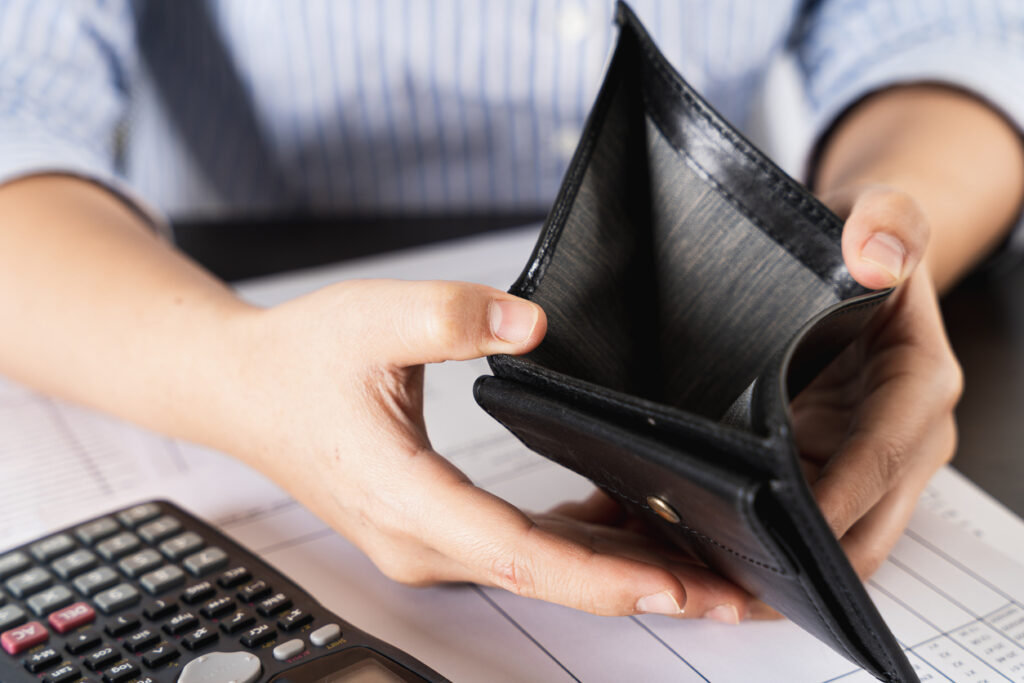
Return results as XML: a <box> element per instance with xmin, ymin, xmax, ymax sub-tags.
<box><xmin>866</xmin><ymin>433</ymin><xmax>907</xmax><ymax>488</ymax></box>
<box><xmin>488</xmin><ymin>548</ymin><xmax>536</xmax><ymax>598</ymax></box>
<box><xmin>422</xmin><ymin>282</ymin><xmax>474</xmax><ymax>350</ymax></box>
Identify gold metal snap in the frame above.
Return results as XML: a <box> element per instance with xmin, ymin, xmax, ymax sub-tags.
<box><xmin>646</xmin><ymin>496</ymin><xmax>680</xmax><ymax>524</ymax></box>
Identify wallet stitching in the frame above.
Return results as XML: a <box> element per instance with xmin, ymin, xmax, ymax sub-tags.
<box><xmin>503</xmin><ymin>358</ymin><xmax>769</xmax><ymax>454</ymax></box>
<box><xmin>640</xmin><ymin>96</ymin><xmax>847</xmax><ymax>295</ymax></box>
<box><xmin>479</xmin><ymin>380</ymin><xmax>790</xmax><ymax>575</ymax></box>
<box><xmin>632</xmin><ymin>37</ymin><xmax>866</xmax><ymax>300</ymax></box>
<box><xmin>638</xmin><ymin>38</ymin><xmax>838</xmax><ymax>234</ymax></box>
<box><xmin>782</xmin><ymin>485</ymin><xmax>898</xmax><ymax>678</ymax></box>
<box><xmin>519</xmin><ymin>58</ymin><xmax>622</xmax><ymax>297</ymax></box>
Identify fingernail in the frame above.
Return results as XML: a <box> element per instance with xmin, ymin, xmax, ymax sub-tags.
<box><xmin>636</xmin><ymin>591</ymin><xmax>685</xmax><ymax>616</ymax></box>
<box><xmin>489</xmin><ymin>300</ymin><xmax>538</xmax><ymax>343</ymax></box>
<box><xmin>860</xmin><ymin>233</ymin><xmax>906</xmax><ymax>284</ymax></box>
<box><xmin>703</xmin><ymin>604</ymin><xmax>740</xmax><ymax>625</ymax></box>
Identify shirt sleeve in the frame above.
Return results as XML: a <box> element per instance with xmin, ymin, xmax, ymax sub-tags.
<box><xmin>795</xmin><ymin>0</ymin><xmax>1024</xmax><ymax>143</ymax></box>
<box><xmin>0</xmin><ymin>0</ymin><xmax>165</xmax><ymax>229</ymax></box>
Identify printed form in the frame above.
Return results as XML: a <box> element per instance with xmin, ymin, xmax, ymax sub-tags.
<box><xmin>1</xmin><ymin>226</ymin><xmax>1022</xmax><ymax>682</ymax></box>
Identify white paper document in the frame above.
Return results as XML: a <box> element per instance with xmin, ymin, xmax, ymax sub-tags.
<box><xmin>2</xmin><ymin>226</ymin><xmax>1023</xmax><ymax>682</ymax></box>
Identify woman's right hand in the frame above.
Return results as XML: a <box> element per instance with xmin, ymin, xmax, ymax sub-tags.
<box><xmin>219</xmin><ymin>278</ymin><xmax>754</xmax><ymax>622</ymax></box>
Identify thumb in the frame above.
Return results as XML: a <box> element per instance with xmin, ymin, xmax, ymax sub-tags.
<box><xmin>837</xmin><ymin>186</ymin><xmax>930</xmax><ymax>290</ymax></box>
<box><xmin>367</xmin><ymin>280</ymin><xmax>547</xmax><ymax>366</ymax></box>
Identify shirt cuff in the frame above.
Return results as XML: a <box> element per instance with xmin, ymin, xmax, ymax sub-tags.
<box><xmin>0</xmin><ymin>115</ymin><xmax>170</xmax><ymax>238</ymax></box>
<box><xmin>802</xmin><ymin>40</ymin><xmax>1024</xmax><ymax>258</ymax></box>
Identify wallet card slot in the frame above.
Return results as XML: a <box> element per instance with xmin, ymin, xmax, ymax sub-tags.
<box><xmin>474</xmin><ymin>376</ymin><xmax>792</xmax><ymax>576</ymax></box>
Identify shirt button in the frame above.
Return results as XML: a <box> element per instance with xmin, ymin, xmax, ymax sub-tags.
<box><xmin>557</xmin><ymin>3</ymin><xmax>591</xmax><ymax>43</ymax></box>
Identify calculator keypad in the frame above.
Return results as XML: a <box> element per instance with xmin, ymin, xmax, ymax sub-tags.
<box><xmin>1</xmin><ymin>502</ymin><xmax>348</xmax><ymax>683</ymax></box>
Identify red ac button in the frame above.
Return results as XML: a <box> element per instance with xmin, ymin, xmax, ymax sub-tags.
<box><xmin>1</xmin><ymin>620</ymin><xmax>49</xmax><ymax>655</ymax></box>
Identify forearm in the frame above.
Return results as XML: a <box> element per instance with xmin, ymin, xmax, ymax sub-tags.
<box><xmin>814</xmin><ymin>85</ymin><xmax>1024</xmax><ymax>293</ymax></box>
<box><xmin>0</xmin><ymin>175</ymin><xmax>256</xmax><ymax>450</ymax></box>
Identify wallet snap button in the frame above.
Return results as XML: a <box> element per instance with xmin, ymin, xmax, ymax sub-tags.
<box><xmin>646</xmin><ymin>496</ymin><xmax>680</xmax><ymax>524</ymax></box>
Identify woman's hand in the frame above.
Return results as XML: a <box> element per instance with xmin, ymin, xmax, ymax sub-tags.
<box><xmin>794</xmin><ymin>185</ymin><xmax>963</xmax><ymax>579</ymax></box>
<box><xmin>225</xmin><ymin>279</ymin><xmax>753</xmax><ymax>621</ymax></box>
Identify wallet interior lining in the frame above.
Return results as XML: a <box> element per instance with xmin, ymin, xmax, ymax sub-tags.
<box><xmin>522</xmin><ymin>76</ymin><xmax>843</xmax><ymax>424</ymax></box>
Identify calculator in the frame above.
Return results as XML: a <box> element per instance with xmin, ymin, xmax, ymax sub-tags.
<box><xmin>0</xmin><ymin>500</ymin><xmax>447</xmax><ymax>682</ymax></box>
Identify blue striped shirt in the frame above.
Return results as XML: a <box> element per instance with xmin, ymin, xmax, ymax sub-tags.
<box><xmin>0</xmin><ymin>0</ymin><xmax>1022</xmax><ymax>223</ymax></box>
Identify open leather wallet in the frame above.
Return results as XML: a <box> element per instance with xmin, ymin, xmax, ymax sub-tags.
<box><xmin>473</xmin><ymin>3</ymin><xmax>917</xmax><ymax>681</ymax></box>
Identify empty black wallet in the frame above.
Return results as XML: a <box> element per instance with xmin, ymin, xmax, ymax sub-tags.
<box><xmin>473</xmin><ymin>4</ymin><xmax>916</xmax><ymax>682</ymax></box>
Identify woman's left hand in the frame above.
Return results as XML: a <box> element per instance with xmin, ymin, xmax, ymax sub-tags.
<box><xmin>793</xmin><ymin>184</ymin><xmax>963</xmax><ymax>579</ymax></box>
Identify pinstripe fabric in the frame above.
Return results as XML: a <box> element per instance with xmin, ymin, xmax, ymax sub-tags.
<box><xmin>0</xmin><ymin>0</ymin><xmax>1021</xmax><ymax>223</ymax></box>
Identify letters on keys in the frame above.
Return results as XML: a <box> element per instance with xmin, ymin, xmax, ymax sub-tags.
<box><xmin>48</xmin><ymin>601</ymin><xmax>96</xmax><ymax>634</ymax></box>
<box><xmin>1</xmin><ymin>620</ymin><xmax>49</xmax><ymax>655</ymax></box>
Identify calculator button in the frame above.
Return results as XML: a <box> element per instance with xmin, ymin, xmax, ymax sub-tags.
<box><xmin>117</xmin><ymin>503</ymin><xmax>161</xmax><ymax>528</ymax></box>
<box><xmin>178</xmin><ymin>651</ymin><xmax>262</xmax><ymax>683</ymax></box>
<box><xmin>142</xmin><ymin>598</ymin><xmax>177</xmax><ymax>621</ymax></box>
<box><xmin>141</xmin><ymin>641</ymin><xmax>179</xmax><ymax>668</ymax></box>
<box><xmin>273</xmin><ymin>637</ymin><xmax>305</xmax><ymax>661</ymax></box>
<box><xmin>159</xmin><ymin>531</ymin><xmax>204</xmax><ymax>560</ymax></box>
<box><xmin>43</xmin><ymin>663</ymin><xmax>81</xmax><ymax>682</ymax></box>
<box><xmin>217</xmin><ymin>566</ymin><xmax>251</xmax><ymax>588</ymax></box>
<box><xmin>102</xmin><ymin>659</ymin><xmax>141</xmax><ymax>683</ymax></box>
<box><xmin>0</xmin><ymin>550</ymin><xmax>31</xmax><ymax>580</ymax></box>
<box><xmin>139</xmin><ymin>565</ymin><xmax>186</xmax><ymax>595</ymax></box>
<box><xmin>6</xmin><ymin>566</ymin><xmax>53</xmax><ymax>598</ymax></box>
<box><xmin>0</xmin><ymin>603</ymin><xmax>27</xmax><ymax>630</ymax></box>
<box><xmin>236</xmin><ymin>579</ymin><xmax>271</xmax><ymax>603</ymax></box>
<box><xmin>73</xmin><ymin>567</ymin><xmax>119</xmax><ymax>596</ymax></box>
<box><xmin>240</xmin><ymin>623</ymin><xmax>276</xmax><ymax>648</ymax></box>
<box><xmin>47</xmin><ymin>600</ymin><xmax>96</xmax><ymax>633</ymax></box>
<box><xmin>256</xmin><ymin>592</ymin><xmax>292</xmax><ymax>617</ymax></box>
<box><xmin>30</xmin><ymin>533</ymin><xmax>76</xmax><ymax>563</ymax></box>
<box><xmin>66</xmin><ymin>627</ymin><xmax>102</xmax><ymax>654</ymax></box>
<box><xmin>52</xmin><ymin>548</ymin><xmax>99</xmax><ymax>580</ymax></box>
<box><xmin>104</xmin><ymin>613</ymin><xmax>140</xmax><ymax>637</ymax></box>
<box><xmin>164</xmin><ymin>610</ymin><xmax>198</xmax><ymax>635</ymax></box>
<box><xmin>181</xmin><ymin>580</ymin><xmax>216</xmax><ymax>605</ymax></box>
<box><xmin>277</xmin><ymin>607</ymin><xmax>313</xmax><ymax>632</ymax></box>
<box><xmin>75</xmin><ymin>517</ymin><xmax>121</xmax><ymax>546</ymax></box>
<box><xmin>86</xmin><ymin>644</ymin><xmax>121</xmax><ymax>671</ymax></box>
<box><xmin>28</xmin><ymin>584</ymin><xmax>74</xmax><ymax>616</ymax></box>
<box><xmin>1</xmin><ymin>619</ymin><xmax>48</xmax><ymax>654</ymax></box>
<box><xmin>200</xmin><ymin>595</ymin><xmax>235</xmax><ymax>619</ymax></box>
<box><xmin>23</xmin><ymin>645</ymin><xmax>61</xmax><ymax>672</ymax></box>
<box><xmin>137</xmin><ymin>515</ymin><xmax>182</xmax><ymax>544</ymax></box>
<box><xmin>219</xmin><ymin>610</ymin><xmax>255</xmax><ymax>634</ymax></box>
<box><xmin>124</xmin><ymin>627</ymin><xmax>159</xmax><ymax>653</ymax></box>
<box><xmin>117</xmin><ymin>549</ymin><xmax>162</xmax><ymax>578</ymax></box>
<box><xmin>181</xmin><ymin>624</ymin><xmax>218</xmax><ymax>651</ymax></box>
<box><xmin>96</xmin><ymin>532</ymin><xmax>142</xmax><ymax>561</ymax></box>
<box><xmin>183</xmin><ymin>547</ymin><xmax>229</xmax><ymax>576</ymax></box>
<box><xmin>309</xmin><ymin>623</ymin><xmax>341</xmax><ymax>647</ymax></box>
<box><xmin>94</xmin><ymin>583</ymin><xmax>141</xmax><ymax>614</ymax></box>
